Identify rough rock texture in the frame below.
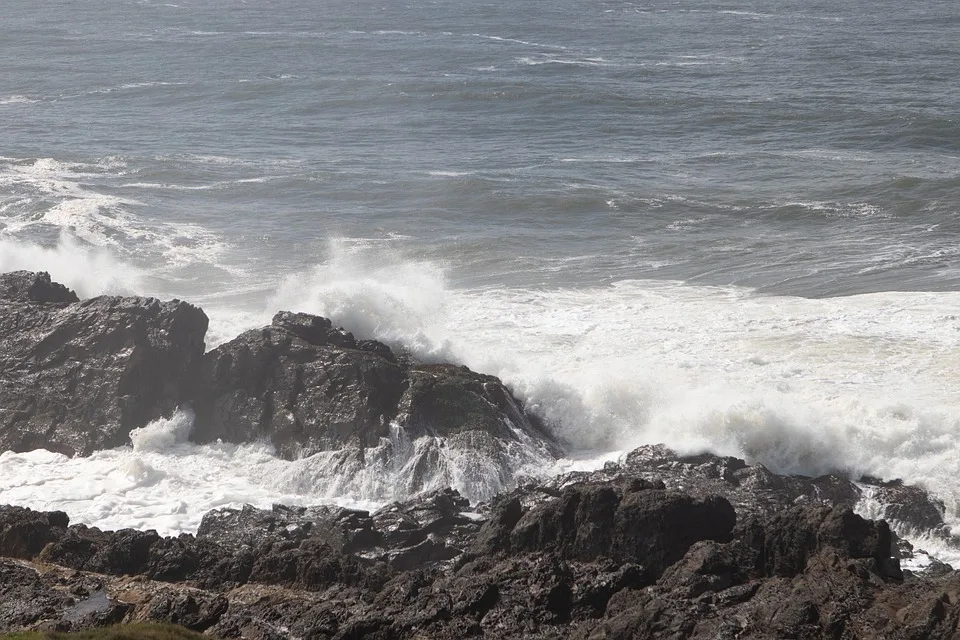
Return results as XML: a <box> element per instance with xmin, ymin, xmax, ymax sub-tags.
<box><xmin>0</xmin><ymin>270</ymin><xmax>79</xmax><ymax>305</ymax></box>
<box><xmin>0</xmin><ymin>272</ymin><xmax>208</xmax><ymax>456</ymax></box>
<box><xmin>190</xmin><ymin>310</ymin><xmax>557</xmax><ymax>460</ymax></box>
<box><xmin>506</xmin><ymin>482</ymin><xmax>735</xmax><ymax>574</ymax></box>
<box><xmin>3</xmin><ymin>446</ymin><xmax>959</xmax><ymax>639</ymax></box>
<box><xmin>190</xmin><ymin>311</ymin><xmax>406</xmax><ymax>454</ymax></box>
<box><xmin>0</xmin><ymin>273</ymin><xmax>552</xmax><ymax>472</ymax></box>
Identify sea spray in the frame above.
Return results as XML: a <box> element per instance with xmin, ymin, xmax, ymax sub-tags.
<box><xmin>261</xmin><ymin>246</ymin><xmax>960</xmax><ymax>534</ymax></box>
<box><xmin>0</xmin><ymin>234</ymin><xmax>143</xmax><ymax>297</ymax></box>
<box><xmin>270</xmin><ymin>238</ymin><xmax>456</xmax><ymax>362</ymax></box>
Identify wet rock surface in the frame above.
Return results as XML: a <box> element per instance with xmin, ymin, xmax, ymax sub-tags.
<box><xmin>189</xmin><ymin>311</ymin><xmax>409</xmax><ymax>455</ymax></box>
<box><xmin>0</xmin><ymin>271</ymin><xmax>208</xmax><ymax>456</ymax></box>
<box><xmin>0</xmin><ymin>272</ymin><xmax>557</xmax><ymax>498</ymax></box>
<box><xmin>190</xmin><ymin>311</ymin><xmax>558</xmax><ymax>461</ymax></box>
<box><xmin>1</xmin><ymin>446</ymin><xmax>959</xmax><ymax>638</ymax></box>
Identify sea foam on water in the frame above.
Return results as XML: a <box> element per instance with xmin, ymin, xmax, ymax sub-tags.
<box><xmin>3</xmin><ymin>237</ymin><xmax>960</xmax><ymax>546</ymax></box>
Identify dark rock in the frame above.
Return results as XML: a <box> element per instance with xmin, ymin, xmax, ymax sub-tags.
<box><xmin>248</xmin><ymin>538</ymin><xmax>386</xmax><ymax>591</ymax></box>
<box><xmin>210</xmin><ymin>595</ymin><xmax>348</xmax><ymax>640</ymax></box>
<box><xmin>657</xmin><ymin>540</ymin><xmax>751</xmax><ymax>598</ymax></box>
<box><xmin>741</xmin><ymin>504</ymin><xmax>899</xmax><ymax>580</ymax></box>
<box><xmin>39</xmin><ymin>525</ymin><xmax>161</xmax><ymax>575</ymax></box>
<box><xmin>0</xmin><ymin>505</ymin><xmax>69</xmax><ymax>559</ymax></box>
<box><xmin>0</xmin><ymin>271</ymin><xmax>79</xmax><ymax>304</ymax></box>
<box><xmin>568</xmin><ymin>560</ymin><xmax>651</xmax><ymax>620</ymax></box>
<box><xmin>509</xmin><ymin>483</ymin><xmax>735</xmax><ymax>575</ymax></box>
<box><xmin>133</xmin><ymin>590</ymin><xmax>229</xmax><ymax>631</ymax></box>
<box><xmin>398</xmin><ymin>363</ymin><xmax>546</xmax><ymax>443</ymax></box>
<box><xmin>471</xmin><ymin>496</ymin><xmax>522</xmax><ymax>554</ymax></box>
<box><xmin>862</xmin><ymin>476</ymin><xmax>951</xmax><ymax>536</ymax></box>
<box><xmin>145</xmin><ymin>535</ymin><xmax>255</xmax><ymax>589</ymax></box>
<box><xmin>0</xmin><ymin>278</ymin><xmax>208</xmax><ymax>456</ymax></box>
<box><xmin>373</xmin><ymin>488</ymin><xmax>480</xmax><ymax>553</ymax></box>
<box><xmin>0</xmin><ymin>560</ymin><xmax>75</xmax><ymax>631</ymax></box>
<box><xmin>388</xmin><ymin>536</ymin><xmax>462</xmax><ymax>571</ymax></box>
<box><xmin>190</xmin><ymin>313</ymin><xmax>410</xmax><ymax>456</ymax></box>
<box><xmin>615</xmin><ymin>444</ymin><xmax>863</xmax><ymax>519</ymax></box>
<box><xmin>197</xmin><ymin>503</ymin><xmax>382</xmax><ymax>554</ymax></box>
<box><xmin>858</xmin><ymin>572</ymin><xmax>960</xmax><ymax>639</ymax></box>
<box><xmin>191</xmin><ymin>310</ymin><xmax>559</xmax><ymax>477</ymax></box>
<box><xmin>610</xmin><ymin>490</ymin><xmax>735</xmax><ymax>572</ymax></box>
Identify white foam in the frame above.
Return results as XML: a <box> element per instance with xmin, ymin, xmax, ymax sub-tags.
<box><xmin>718</xmin><ymin>10</ymin><xmax>774</xmax><ymax>18</ymax></box>
<box><xmin>121</xmin><ymin>174</ymin><xmax>286</xmax><ymax>191</ymax></box>
<box><xmin>92</xmin><ymin>81</ymin><xmax>188</xmax><ymax>93</ymax></box>
<box><xmin>427</xmin><ymin>170</ymin><xmax>475</xmax><ymax>177</ymax></box>
<box><xmin>129</xmin><ymin>410</ymin><xmax>195</xmax><ymax>453</ymax></box>
<box><xmin>0</xmin><ymin>411</ymin><xmax>384</xmax><ymax>536</ymax></box>
<box><xmin>856</xmin><ymin>486</ymin><xmax>960</xmax><ymax>569</ymax></box>
<box><xmin>517</xmin><ymin>56</ymin><xmax>609</xmax><ymax>67</ymax></box>
<box><xmin>270</xmin><ymin>239</ymin><xmax>456</xmax><ymax>361</ymax></box>
<box><xmin>277</xmin><ymin>421</ymin><xmax>554</xmax><ymax>505</ymax></box>
<box><xmin>268</xmin><ymin>250</ymin><xmax>960</xmax><ymax>535</ymax></box>
<box><xmin>0</xmin><ymin>156</ymin><xmax>234</xmax><ymax>273</ymax></box>
<box><xmin>0</xmin><ymin>409</ymin><xmax>554</xmax><ymax>535</ymax></box>
<box><xmin>470</xmin><ymin>33</ymin><xmax>569</xmax><ymax>50</ymax></box>
<box><xmin>0</xmin><ymin>95</ymin><xmax>40</xmax><ymax>105</ymax></box>
<box><xmin>773</xmin><ymin>200</ymin><xmax>890</xmax><ymax>219</ymax></box>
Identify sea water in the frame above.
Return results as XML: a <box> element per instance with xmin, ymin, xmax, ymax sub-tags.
<box><xmin>2</xmin><ymin>0</ymin><xmax>960</xmax><ymax>559</ymax></box>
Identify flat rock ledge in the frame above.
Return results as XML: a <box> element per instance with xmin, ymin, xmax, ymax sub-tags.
<box><xmin>1</xmin><ymin>446</ymin><xmax>959</xmax><ymax>639</ymax></box>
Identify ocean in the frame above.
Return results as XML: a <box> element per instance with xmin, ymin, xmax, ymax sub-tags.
<box><xmin>2</xmin><ymin>0</ymin><xmax>960</xmax><ymax>554</ymax></box>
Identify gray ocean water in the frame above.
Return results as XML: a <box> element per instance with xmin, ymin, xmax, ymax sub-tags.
<box><xmin>6</xmin><ymin>0</ymin><xmax>960</xmax><ymax>542</ymax></box>
<box><xmin>4</xmin><ymin>0</ymin><xmax>959</xmax><ymax>299</ymax></box>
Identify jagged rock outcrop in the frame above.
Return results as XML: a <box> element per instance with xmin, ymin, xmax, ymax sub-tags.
<box><xmin>189</xmin><ymin>311</ymin><xmax>407</xmax><ymax>454</ymax></box>
<box><xmin>190</xmin><ymin>310</ymin><xmax>558</xmax><ymax>462</ymax></box>
<box><xmin>0</xmin><ymin>273</ymin><xmax>555</xmax><ymax>472</ymax></box>
<box><xmin>505</xmin><ymin>482</ymin><xmax>735</xmax><ymax>575</ymax></box>
<box><xmin>0</xmin><ymin>270</ymin><xmax>79</xmax><ymax>305</ymax></box>
<box><xmin>5</xmin><ymin>444</ymin><xmax>957</xmax><ymax>639</ymax></box>
<box><xmin>861</xmin><ymin>476</ymin><xmax>951</xmax><ymax>536</ymax></box>
<box><xmin>0</xmin><ymin>272</ymin><xmax>208</xmax><ymax>456</ymax></box>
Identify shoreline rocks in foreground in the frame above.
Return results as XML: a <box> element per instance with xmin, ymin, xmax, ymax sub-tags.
<box><xmin>0</xmin><ymin>446</ymin><xmax>957</xmax><ymax>638</ymax></box>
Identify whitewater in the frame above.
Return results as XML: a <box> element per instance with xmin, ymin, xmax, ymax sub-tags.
<box><xmin>3</xmin><ymin>0</ymin><xmax>960</xmax><ymax>564</ymax></box>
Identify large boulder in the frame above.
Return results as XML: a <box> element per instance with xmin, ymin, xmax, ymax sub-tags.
<box><xmin>190</xmin><ymin>311</ymin><xmax>558</xmax><ymax>463</ymax></box>
<box><xmin>740</xmin><ymin>503</ymin><xmax>900</xmax><ymax>580</ymax></box>
<box><xmin>0</xmin><ymin>505</ymin><xmax>69</xmax><ymax>559</ymax></box>
<box><xmin>190</xmin><ymin>312</ymin><xmax>406</xmax><ymax>455</ymax></box>
<box><xmin>0</xmin><ymin>272</ymin><xmax>208</xmax><ymax>456</ymax></box>
<box><xmin>504</xmin><ymin>482</ymin><xmax>736</xmax><ymax>575</ymax></box>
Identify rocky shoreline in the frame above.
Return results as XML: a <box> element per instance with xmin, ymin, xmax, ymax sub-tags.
<box><xmin>2</xmin><ymin>447</ymin><xmax>959</xmax><ymax>638</ymax></box>
<box><xmin>1</xmin><ymin>270</ymin><xmax>959</xmax><ymax>638</ymax></box>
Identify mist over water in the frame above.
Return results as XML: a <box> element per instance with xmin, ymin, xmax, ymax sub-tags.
<box><xmin>2</xmin><ymin>0</ymin><xmax>960</xmax><ymax>537</ymax></box>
